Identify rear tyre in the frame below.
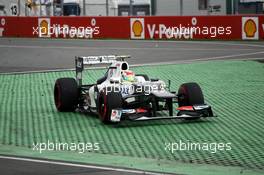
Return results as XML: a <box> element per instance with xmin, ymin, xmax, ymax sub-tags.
<box><xmin>54</xmin><ymin>78</ymin><xmax>78</xmax><ymax>112</ymax></box>
<box><xmin>178</xmin><ymin>82</ymin><xmax>204</xmax><ymax>107</ymax></box>
<box><xmin>98</xmin><ymin>89</ymin><xmax>122</xmax><ymax>124</ymax></box>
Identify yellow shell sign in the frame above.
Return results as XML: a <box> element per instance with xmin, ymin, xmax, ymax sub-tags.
<box><xmin>242</xmin><ymin>17</ymin><xmax>259</xmax><ymax>40</ymax></box>
<box><xmin>40</xmin><ymin>20</ymin><xmax>49</xmax><ymax>36</ymax></box>
<box><xmin>244</xmin><ymin>19</ymin><xmax>257</xmax><ymax>38</ymax></box>
<box><xmin>38</xmin><ymin>18</ymin><xmax>50</xmax><ymax>37</ymax></box>
<box><xmin>130</xmin><ymin>18</ymin><xmax>145</xmax><ymax>39</ymax></box>
<box><xmin>132</xmin><ymin>20</ymin><xmax>143</xmax><ymax>37</ymax></box>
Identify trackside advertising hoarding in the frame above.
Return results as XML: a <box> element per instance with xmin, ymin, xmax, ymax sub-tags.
<box><xmin>0</xmin><ymin>16</ymin><xmax>263</xmax><ymax>40</ymax></box>
<box><xmin>258</xmin><ymin>16</ymin><xmax>264</xmax><ymax>40</ymax></box>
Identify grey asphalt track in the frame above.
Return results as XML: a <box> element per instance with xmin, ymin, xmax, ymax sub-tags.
<box><xmin>0</xmin><ymin>156</ymin><xmax>168</xmax><ymax>175</ymax></box>
<box><xmin>0</xmin><ymin>38</ymin><xmax>263</xmax><ymax>73</ymax></box>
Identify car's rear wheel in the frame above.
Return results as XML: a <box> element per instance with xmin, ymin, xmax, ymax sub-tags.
<box><xmin>178</xmin><ymin>82</ymin><xmax>204</xmax><ymax>107</ymax></box>
<box><xmin>98</xmin><ymin>89</ymin><xmax>122</xmax><ymax>124</ymax></box>
<box><xmin>54</xmin><ymin>78</ymin><xmax>78</xmax><ymax>112</ymax></box>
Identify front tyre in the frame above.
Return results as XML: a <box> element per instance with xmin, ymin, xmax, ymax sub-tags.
<box><xmin>54</xmin><ymin>78</ymin><xmax>78</xmax><ymax>112</ymax></box>
<box><xmin>98</xmin><ymin>89</ymin><xmax>122</xmax><ymax>124</ymax></box>
<box><xmin>177</xmin><ymin>82</ymin><xmax>205</xmax><ymax>120</ymax></box>
<box><xmin>178</xmin><ymin>82</ymin><xmax>204</xmax><ymax>107</ymax></box>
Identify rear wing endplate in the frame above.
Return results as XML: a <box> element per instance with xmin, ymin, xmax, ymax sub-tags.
<box><xmin>75</xmin><ymin>55</ymin><xmax>130</xmax><ymax>86</ymax></box>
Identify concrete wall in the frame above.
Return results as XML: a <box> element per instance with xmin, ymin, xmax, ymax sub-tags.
<box><xmin>156</xmin><ymin>0</ymin><xmax>226</xmax><ymax>16</ymax></box>
<box><xmin>209</xmin><ymin>0</ymin><xmax>226</xmax><ymax>15</ymax></box>
<box><xmin>156</xmin><ymin>0</ymin><xmax>181</xmax><ymax>15</ymax></box>
<box><xmin>83</xmin><ymin>0</ymin><xmax>107</xmax><ymax>16</ymax></box>
<box><xmin>0</xmin><ymin>0</ymin><xmax>227</xmax><ymax>16</ymax></box>
<box><xmin>0</xmin><ymin>0</ymin><xmax>54</xmax><ymax>16</ymax></box>
<box><xmin>182</xmin><ymin>0</ymin><xmax>207</xmax><ymax>16</ymax></box>
<box><xmin>0</xmin><ymin>0</ymin><xmax>26</xmax><ymax>16</ymax></box>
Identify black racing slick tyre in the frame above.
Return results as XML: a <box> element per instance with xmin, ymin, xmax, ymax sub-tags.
<box><xmin>98</xmin><ymin>89</ymin><xmax>122</xmax><ymax>124</ymax></box>
<box><xmin>54</xmin><ymin>78</ymin><xmax>78</xmax><ymax>112</ymax></box>
<box><xmin>178</xmin><ymin>82</ymin><xmax>204</xmax><ymax>107</ymax></box>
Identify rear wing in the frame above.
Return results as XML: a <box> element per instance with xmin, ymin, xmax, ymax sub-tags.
<box><xmin>75</xmin><ymin>55</ymin><xmax>130</xmax><ymax>86</ymax></box>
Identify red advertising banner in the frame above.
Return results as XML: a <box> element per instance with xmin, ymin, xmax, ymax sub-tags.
<box><xmin>36</xmin><ymin>17</ymin><xmax>129</xmax><ymax>39</ymax></box>
<box><xmin>131</xmin><ymin>16</ymin><xmax>240</xmax><ymax>40</ymax></box>
<box><xmin>0</xmin><ymin>16</ymin><xmax>129</xmax><ymax>39</ymax></box>
<box><xmin>258</xmin><ymin>16</ymin><xmax>264</xmax><ymax>40</ymax></box>
<box><xmin>0</xmin><ymin>16</ymin><xmax>263</xmax><ymax>40</ymax></box>
<box><xmin>0</xmin><ymin>17</ymin><xmax>38</xmax><ymax>37</ymax></box>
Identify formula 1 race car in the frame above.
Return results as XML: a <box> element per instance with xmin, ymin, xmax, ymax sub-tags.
<box><xmin>54</xmin><ymin>55</ymin><xmax>214</xmax><ymax>124</ymax></box>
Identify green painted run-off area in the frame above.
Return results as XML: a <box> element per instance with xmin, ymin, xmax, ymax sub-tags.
<box><xmin>0</xmin><ymin>60</ymin><xmax>264</xmax><ymax>175</ymax></box>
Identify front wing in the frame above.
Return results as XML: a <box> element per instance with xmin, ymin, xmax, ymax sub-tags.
<box><xmin>110</xmin><ymin>105</ymin><xmax>215</xmax><ymax>122</ymax></box>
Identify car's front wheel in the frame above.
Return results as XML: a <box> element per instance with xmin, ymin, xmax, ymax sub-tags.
<box><xmin>177</xmin><ymin>82</ymin><xmax>204</xmax><ymax>107</ymax></box>
<box><xmin>177</xmin><ymin>82</ymin><xmax>205</xmax><ymax>119</ymax></box>
<box><xmin>98</xmin><ymin>89</ymin><xmax>122</xmax><ymax>124</ymax></box>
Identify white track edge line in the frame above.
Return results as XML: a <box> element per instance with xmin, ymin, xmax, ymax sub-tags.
<box><xmin>0</xmin><ymin>55</ymin><xmax>263</xmax><ymax>75</ymax></box>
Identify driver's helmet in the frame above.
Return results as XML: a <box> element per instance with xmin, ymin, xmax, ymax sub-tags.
<box><xmin>122</xmin><ymin>70</ymin><xmax>135</xmax><ymax>82</ymax></box>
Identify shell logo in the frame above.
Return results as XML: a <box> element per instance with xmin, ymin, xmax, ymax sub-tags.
<box><xmin>0</xmin><ymin>18</ymin><xmax>5</xmax><ymax>37</ymax></box>
<box><xmin>130</xmin><ymin>18</ymin><xmax>145</xmax><ymax>39</ymax></box>
<box><xmin>40</xmin><ymin>19</ymin><xmax>49</xmax><ymax>36</ymax></box>
<box><xmin>242</xmin><ymin>17</ymin><xmax>259</xmax><ymax>40</ymax></box>
<box><xmin>38</xmin><ymin>18</ymin><xmax>50</xmax><ymax>37</ymax></box>
<box><xmin>244</xmin><ymin>19</ymin><xmax>257</xmax><ymax>38</ymax></box>
<box><xmin>132</xmin><ymin>20</ymin><xmax>143</xmax><ymax>37</ymax></box>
